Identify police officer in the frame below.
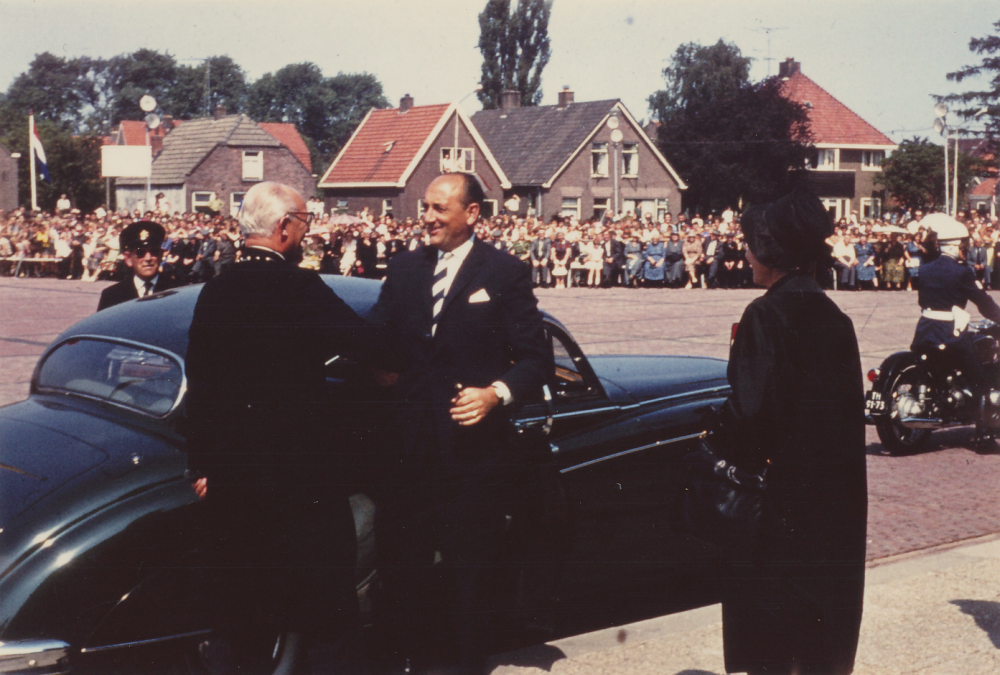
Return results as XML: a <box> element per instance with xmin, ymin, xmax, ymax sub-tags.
<box><xmin>912</xmin><ymin>213</ymin><xmax>1000</xmax><ymax>442</ymax></box>
<box><xmin>96</xmin><ymin>221</ymin><xmax>182</xmax><ymax>311</ymax></box>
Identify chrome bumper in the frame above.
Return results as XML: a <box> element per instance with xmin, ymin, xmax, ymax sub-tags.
<box><xmin>0</xmin><ymin>640</ymin><xmax>70</xmax><ymax>675</ymax></box>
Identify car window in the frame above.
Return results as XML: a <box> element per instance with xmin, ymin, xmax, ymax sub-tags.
<box><xmin>37</xmin><ymin>338</ymin><xmax>184</xmax><ymax>417</ymax></box>
<box><xmin>552</xmin><ymin>332</ymin><xmax>584</xmax><ymax>386</ymax></box>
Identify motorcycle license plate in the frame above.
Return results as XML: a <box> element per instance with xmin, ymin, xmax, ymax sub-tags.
<box><xmin>866</xmin><ymin>390</ymin><xmax>887</xmax><ymax>413</ymax></box>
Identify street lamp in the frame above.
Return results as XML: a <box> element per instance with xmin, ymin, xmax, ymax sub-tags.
<box><xmin>608</xmin><ymin>109</ymin><xmax>622</xmax><ymax>217</ymax></box>
<box><xmin>935</xmin><ymin>104</ymin><xmax>988</xmax><ymax>217</ymax></box>
<box><xmin>140</xmin><ymin>94</ymin><xmax>159</xmax><ymax>213</ymax></box>
<box><xmin>934</xmin><ymin>103</ymin><xmax>950</xmax><ymax>216</ymax></box>
<box><xmin>452</xmin><ymin>84</ymin><xmax>483</xmax><ymax>170</ymax></box>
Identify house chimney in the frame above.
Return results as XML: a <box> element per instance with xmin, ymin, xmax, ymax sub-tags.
<box><xmin>778</xmin><ymin>58</ymin><xmax>800</xmax><ymax>79</ymax></box>
<box><xmin>558</xmin><ymin>86</ymin><xmax>574</xmax><ymax>109</ymax></box>
<box><xmin>501</xmin><ymin>90</ymin><xmax>521</xmax><ymax>112</ymax></box>
<box><xmin>213</xmin><ymin>104</ymin><xmax>227</xmax><ymax>119</ymax></box>
<box><xmin>400</xmin><ymin>94</ymin><xmax>414</xmax><ymax>113</ymax></box>
<box><xmin>161</xmin><ymin>115</ymin><xmax>174</xmax><ymax>133</ymax></box>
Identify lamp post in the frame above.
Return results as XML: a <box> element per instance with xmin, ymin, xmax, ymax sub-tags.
<box><xmin>935</xmin><ymin>104</ymin><xmax>988</xmax><ymax>217</ymax></box>
<box><xmin>608</xmin><ymin>109</ymin><xmax>622</xmax><ymax>218</ymax></box>
<box><xmin>934</xmin><ymin>103</ymin><xmax>950</xmax><ymax>215</ymax></box>
<box><xmin>452</xmin><ymin>84</ymin><xmax>483</xmax><ymax>171</ymax></box>
<box><xmin>139</xmin><ymin>95</ymin><xmax>159</xmax><ymax>213</ymax></box>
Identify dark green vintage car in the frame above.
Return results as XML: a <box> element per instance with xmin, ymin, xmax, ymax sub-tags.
<box><xmin>0</xmin><ymin>277</ymin><xmax>729</xmax><ymax>675</ymax></box>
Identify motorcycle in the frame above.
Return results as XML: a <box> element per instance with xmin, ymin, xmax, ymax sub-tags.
<box><xmin>866</xmin><ymin>319</ymin><xmax>1000</xmax><ymax>454</ymax></box>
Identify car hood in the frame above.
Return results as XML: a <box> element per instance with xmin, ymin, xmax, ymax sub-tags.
<box><xmin>0</xmin><ymin>414</ymin><xmax>109</xmax><ymax>527</ymax></box>
<box><xmin>588</xmin><ymin>354</ymin><xmax>729</xmax><ymax>403</ymax></box>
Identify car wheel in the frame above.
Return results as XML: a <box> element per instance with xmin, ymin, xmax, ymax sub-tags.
<box><xmin>875</xmin><ymin>365</ymin><xmax>932</xmax><ymax>455</ymax></box>
<box><xmin>180</xmin><ymin>630</ymin><xmax>301</xmax><ymax>675</ymax></box>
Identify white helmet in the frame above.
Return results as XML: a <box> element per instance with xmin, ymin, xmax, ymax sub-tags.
<box><xmin>922</xmin><ymin>213</ymin><xmax>969</xmax><ymax>241</ymax></box>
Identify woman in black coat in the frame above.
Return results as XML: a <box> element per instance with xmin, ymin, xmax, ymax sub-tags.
<box><xmin>714</xmin><ymin>189</ymin><xmax>867</xmax><ymax>675</ymax></box>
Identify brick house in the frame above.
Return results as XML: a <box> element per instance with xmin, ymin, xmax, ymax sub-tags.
<box><xmin>116</xmin><ymin>111</ymin><xmax>314</xmax><ymax>215</ymax></box>
<box><xmin>0</xmin><ymin>142</ymin><xmax>17</xmax><ymax>213</ymax></box>
<box><xmin>472</xmin><ymin>89</ymin><xmax>686</xmax><ymax>223</ymax></box>
<box><xmin>958</xmin><ymin>137</ymin><xmax>997</xmax><ymax>217</ymax></box>
<box><xmin>778</xmin><ymin>58</ymin><xmax>897</xmax><ymax>222</ymax></box>
<box><xmin>317</xmin><ymin>95</ymin><xmax>510</xmax><ymax>220</ymax></box>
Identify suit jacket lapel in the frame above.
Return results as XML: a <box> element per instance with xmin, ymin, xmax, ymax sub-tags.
<box><xmin>439</xmin><ymin>239</ymin><xmax>485</xmax><ymax>323</ymax></box>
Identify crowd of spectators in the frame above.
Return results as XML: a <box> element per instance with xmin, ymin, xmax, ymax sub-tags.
<box><xmin>2</xmin><ymin>200</ymin><xmax>999</xmax><ymax>292</ymax></box>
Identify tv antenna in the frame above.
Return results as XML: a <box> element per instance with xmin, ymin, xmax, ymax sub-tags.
<box><xmin>752</xmin><ymin>26</ymin><xmax>787</xmax><ymax>77</ymax></box>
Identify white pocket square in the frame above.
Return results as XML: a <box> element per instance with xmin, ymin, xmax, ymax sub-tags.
<box><xmin>469</xmin><ymin>288</ymin><xmax>491</xmax><ymax>303</ymax></box>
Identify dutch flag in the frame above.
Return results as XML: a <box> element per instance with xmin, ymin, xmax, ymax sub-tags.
<box><xmin>30</xmin><ymin>114</ymin><xmax>50</xmax><ymax>182</ymax></box>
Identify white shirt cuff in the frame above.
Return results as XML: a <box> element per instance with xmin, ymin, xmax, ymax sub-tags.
<box><xmin>492</xmin><ymin>381</ymin><xmax>513</xmax><ymax>406</ymax></box>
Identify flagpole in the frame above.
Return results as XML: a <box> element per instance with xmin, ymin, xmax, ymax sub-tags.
<box><xmin>29</xmin><ymin>111</ymin><xmax>37</xmax><ymax>212</ymax></box>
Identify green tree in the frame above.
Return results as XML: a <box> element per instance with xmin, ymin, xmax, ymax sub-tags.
<box><xmin>476</xmin><ymin>0</ymin><xmax>552</xmax><ymax>109</ymax></box>
<box><xmin>0</xmin><ymin>118</ymin><xmax>105</xmax><ymax>212</ymax></box>
<box><xmin>0</xmin><ymin>52</ymin><xmax>93</xmax><ymax>133</ymax></box>
<box><xmin>941</xmin><ymin>18</ymin><xmax>1000</xmax><ymax>156</ymax></box>
<box><xmin>876</xmin><ymin>136</ymin><xmax>984</xmax><ymax>213</ymax></box>
<box><xmin>247</xmin><ymin>64</ymin><xmax>388</xmax><ymax>171</ymax></box>
<box><xmin>172</xmin><ymin>56</ymin><xmax>248</xmax><ymax>120</ymax></box>
<box><xmin>106</xmin><ymin>49</ymin><xmax>179</xmax><ymax>123</ymax></box>
<box><xmin>648</xmin><ymin>40</ymin><xmax>812</xmax><ymax>213</ymax></box>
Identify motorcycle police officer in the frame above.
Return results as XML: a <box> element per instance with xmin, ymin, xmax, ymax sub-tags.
<box><xmin>912</xmin><ymin>213</ymin><xmax>1000</xmax><ymax>443</ymax></box>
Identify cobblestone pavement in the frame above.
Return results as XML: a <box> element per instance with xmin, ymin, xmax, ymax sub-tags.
<box><xmin>3</xmin><ymin>279</ymin><xmax>1000</xmax><ymax>563</ymax></box>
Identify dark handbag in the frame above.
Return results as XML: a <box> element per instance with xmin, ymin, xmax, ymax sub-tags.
<box><xmin>682</xmin><ymin>437</ymin><xmax>768</xmax><ymax>550</ymax></box>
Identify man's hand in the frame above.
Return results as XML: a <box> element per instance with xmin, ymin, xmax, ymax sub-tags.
<box><xmin>450</xmin><ymin>386</ymin><xmax>500</xmax><ymax>426</ymax></box>
<box><xmin>192</xmin><ymin>477</ymin><xmax>207</xmax><ymax>499</ymax></box>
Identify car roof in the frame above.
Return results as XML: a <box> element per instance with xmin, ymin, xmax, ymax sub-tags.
<box><xmin>53</xmin><ymin>275</ymin><xmax>565</xmax><ymax>360</ymax></box>
<box><xmin>52</xmin><ymin>276</ymin><xmax>386</xmax><ymax>359</ymax></box>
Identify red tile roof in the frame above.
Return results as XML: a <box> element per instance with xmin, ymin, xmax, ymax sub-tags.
<box><xmin>970</xmin><ymin>177</ymin><xmax>997</xmax><ymax>197</ymax></box>
<box><xmin>259</xmin><ymin>122</ymin><xmax>312</xmax><ymax>173</ymax></box>
<box><xmin>116</xmin><ymin>119</ymin><xmax>177</xmax><ymax>146</ymax></box>
<box><xmin>319</xmin><ymin>104</ymin><xmax>451</xmax><ymax>186</ymax></box>
<box><xmin>780</xmin><ymin>69</ymin><xmax>895</xmax><ymax>147</ymax></box>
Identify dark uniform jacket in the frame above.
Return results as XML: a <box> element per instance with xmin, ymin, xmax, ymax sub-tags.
<box><xmin>715</xmin><ymin>272</ymin><xmax>867</xmax><ymax>675</ymax></box>
<box><xmin>912</xmin><ymin>253</ymin><xmax>1000</xmax><ymax>351</ymax></box>
<box><xmin>185</xmin><ymin>247</ymin><xmax>375</xmax><ymax>490</ymax></box>
<box><xmin>184</xmin><ymin>247</ymin><xmax>377</xmax><ymax>638</ymax></box>
<box><xmin>97</xmin><ymin>271</ymin><xmax>183</xmax><ymax>311</ymax></box>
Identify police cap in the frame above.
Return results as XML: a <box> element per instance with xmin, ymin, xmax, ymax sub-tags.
<box><xmin>921</xmin><ymin>213</ymin><xmax>968</xmax><ymax>241</ymax></box>
<box><xmin>120</xmin><ymin>220</ymin><xmax>166</xmax><ymax>254</ymax></box>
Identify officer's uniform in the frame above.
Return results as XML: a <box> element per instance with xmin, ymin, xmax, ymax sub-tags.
<box><xmin>912</xmin><ymin>254</ymin><xmax>1000</xmax><ymax>352</ymax></box>
<box><xmin>97</xmin><ymin>221</ymin><xmax>182</xmax><ymax>311</ymax></box>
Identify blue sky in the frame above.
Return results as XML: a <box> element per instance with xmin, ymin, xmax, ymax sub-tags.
<box><xmin>1</xmin><ymin>0</ymin><xmax>995</xmax><ymax>145</ymax></box>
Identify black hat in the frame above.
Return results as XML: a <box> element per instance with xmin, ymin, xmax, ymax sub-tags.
<box><xmin>120</xmin><ymin>220</ymin><xmax>165</xmax><ymax>252</ymax></box>
<box><xmin>740</xmin><ymin>189</ymin><xmax>832</xmax><ymax>269</ymax></box>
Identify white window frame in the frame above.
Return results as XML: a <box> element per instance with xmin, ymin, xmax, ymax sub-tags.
<box><xmin>809</xmin><ymin>148</ymin><xmax>839</xmax><ymax>171</ymax></box>
<box><xmin>861</xmin><ymin>150</ymin><xmax>885</xmax><ymax>172</ymax></box>
<box><xmin>560</xmin><ymin>197</ymin><xmax>581</xmax><ymax>221</ymax></box>
<box><xmin>861</xmin><ymin>197</ymin><xmax>882</xmax><ymax>220</ymax></box>
<box><xmin>242</xmin><ymin>150</ymin><xmax>263</xmax><ymax>181</ymax></box>
<box><xmin>820</xmin><ymin>197</ymin><xmax>844</xmax><ymax>221</ymax></box>
<box><xmin>230</xmin><ymin>191</ymin><xmax>247</xmax><ymax>217</ymax></box>
<box><xmin>482</xmin><ymin>199</ymin><xmax>498</xmax><ymax>218</ymax></box>
<box><xmin>191</xmin><ymin>191</ymin><xmax>215</xmax><ymax>211</ymax></box>
<box><xmin>382</xmin><ymin>199</ymin><xmax>393</xmax><ymax>216</ymax></box>
<box><xmin>592</xmin><ymin>197</ymin><xmax>610</xmax><ymax>221</ymax></box>
<box><xmin>591</xmin><ymin>142</ymin><xmax>609</xmax><ymax>177</ymax></box>
<box><xmin>440</xmin><ymin>147</ymin><xmax>475</xmax><ymax>173</ymax></box>
<box><xmin>655</xmin><ymin>198</ymin><xmax>670</xmax><ymax>222</ymax></box>
<box><xmin>622</xmin><ymin>143</ymin><xmax>639</xmax><ymax>177</ymax></box>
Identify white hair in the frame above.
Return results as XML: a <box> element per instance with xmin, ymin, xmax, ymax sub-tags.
<box><xmin>237</xmin><ymin>182</ymin><xmax>303</xmax><ymax>239</ymax></box>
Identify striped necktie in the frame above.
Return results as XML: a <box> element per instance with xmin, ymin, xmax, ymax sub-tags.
<box><xmin>431</xmin><ymin>252</ymin><xmax>452</xmax><ymax>337</ymax></box>
<box><xmin>143</xmin><ymin>280</ymin><xmax>153</xmax><ymax>297</ymax></box>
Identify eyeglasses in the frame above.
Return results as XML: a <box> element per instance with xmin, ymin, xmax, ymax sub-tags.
<box><xmin>285</xmin><ymin>212</ymin><xmax>315</xmax><ymax>226</ymax></box>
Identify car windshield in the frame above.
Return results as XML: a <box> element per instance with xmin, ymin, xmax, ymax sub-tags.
<box><xmin>36</xmin><ymin>338</ymin><xmax>184</xmax><ymax>417</ymax></box>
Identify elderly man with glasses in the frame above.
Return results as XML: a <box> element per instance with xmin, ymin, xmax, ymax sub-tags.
<box><xmin>185</xmin><ymin>181</ymin><xmax>378</xmax><ymax>674</ymax></box>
